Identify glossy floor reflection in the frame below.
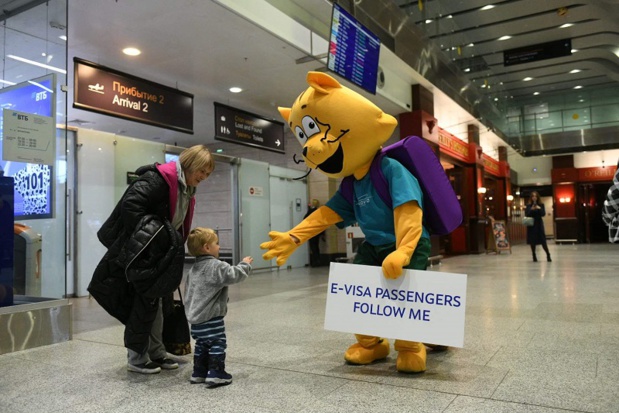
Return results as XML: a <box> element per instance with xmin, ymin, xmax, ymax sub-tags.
<box><xmin>2</xmin><ymin>243</ymin><xmax>619</xmax><ymax>413</ymax></box>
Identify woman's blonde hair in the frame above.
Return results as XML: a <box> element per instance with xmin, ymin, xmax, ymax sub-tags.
<box><xmin>187</xmin><ymin>227</ymin><xmax>218</xmax><ymax>256</ymax></box>
<box><xmin>179</xmin><ymin>145</ymin><xmax>214</xmax><ymax>174</ymax></box>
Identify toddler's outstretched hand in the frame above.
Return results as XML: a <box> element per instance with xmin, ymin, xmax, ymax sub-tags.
<box><xmin>242</xmin><ymin>256</ymin><xmax>254</xmax><ymax>265</ymax></box>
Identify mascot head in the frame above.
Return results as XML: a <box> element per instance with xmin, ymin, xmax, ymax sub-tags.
<box><xmin>279</xmin><ymin>72</ymin><xmax>397</xmax><ymax>178</ymax></box>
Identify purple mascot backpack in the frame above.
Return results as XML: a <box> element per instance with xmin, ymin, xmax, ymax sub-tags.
<box><xmin>339</xmin><ymin>135</ymin><xmax>463</xmax><ymax>235</ymax></box>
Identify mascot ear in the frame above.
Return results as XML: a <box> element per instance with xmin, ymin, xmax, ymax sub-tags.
<box><xmin>278</xmin><ymin>107</ymin><xmax>291</xmax><ymax>122</ymax></box>
<box><xmin>307</xmin><ymin>71</ymin><xmax>341</xmax><ymax>94</ymax></box>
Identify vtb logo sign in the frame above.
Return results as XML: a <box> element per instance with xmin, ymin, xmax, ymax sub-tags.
<box><xmin>13</xmin><ymin>112</ymin><xmax>29</xmax><ymax>121</ymax></box>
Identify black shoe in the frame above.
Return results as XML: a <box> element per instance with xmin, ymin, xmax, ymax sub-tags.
<box><xmin>152</xmin><ymin>357</ymin><xmax>179</xmax><ymax>370</ymax></box>
<box><xmin>533</xmin><ymin>255</ymin><xmax>538</xmax><ymax>262</ymax></box>
<box><xmin>547</xmin><ymin>255</ymin><xmax>552</xmax><ymax>262</ymax></box>
<box><xmin>205</xmin><ymin>369</ymin><xmax>232</xmax><ymax>387</ymax></box>
<box><xmin>127</xmin><ymin>361</ymin><xmax>161</xmax><ymax>374</ymax></box>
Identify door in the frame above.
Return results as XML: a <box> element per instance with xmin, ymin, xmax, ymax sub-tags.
<box><xmin>269</xmin><ymin>168</ymin><xmax>308</xmax><ymax>269</ymax></box>
<box><xmin>238</xmin><ymin>159</ymin><xmax>272</xmax><ymax>270</ymax></box>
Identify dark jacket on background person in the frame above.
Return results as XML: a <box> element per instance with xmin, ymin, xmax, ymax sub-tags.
<box><xmin>602</xmin><ymin>167</ymin><xmax>619</xmax><ymax>243</ymax></box>
<box><xmin>88</xmin><ymin>162</ymin><xmax>194</xmax><ymax>353</ymax></box>
<box><xmin>525</xmin><ymin>203</ymin><xmax>547</xmax><ymax>245</ymax></box>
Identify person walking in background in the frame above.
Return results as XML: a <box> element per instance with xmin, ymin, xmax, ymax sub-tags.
<box><xmin>304</xmin><ymin>199</ymin><xmax>325</xmax><ymax>267</ymax></box>
<box><xmin>602</xmin><ymin>160</ymin><xmax>619</xmax><ymax>243</ymax></box>
<box><xmin>525</xmin><ymin>191</ymin><xmax>551</xmax><ymax>262</ymax></box>
<box><xmin>184</xmin><ymin>227</ymin><xmax>253</xmax><ymax>387</ymax></box>
<box><xmin>89</xmin><ymin>145</ymin><xmax>215</xmax><ymax>374</ymax></box>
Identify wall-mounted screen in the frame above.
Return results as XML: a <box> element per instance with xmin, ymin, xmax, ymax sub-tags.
<box><xmin>327</xmin><ymin>3</ymin><xmax>381</xmax><ymax>94</ymax></box>
<box><xmin>0</xmin><ymin>74</ymin><xmax>56</xmax><ymax>219</ymax></box>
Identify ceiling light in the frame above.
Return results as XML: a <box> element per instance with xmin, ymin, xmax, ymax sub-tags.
<box><xmin>59</xmin><ymin>35</ymin><xmax>67</xmax><ymax>41</ymax></box>
<box><xmin>6</xmin><ymin>54</ymin><xmax>66</xmax><ymax>74</ymax></box>
<box><xmin>571</xmin><ymin>49</ymin><xmax>578</xmax><ymax>53</ymax></box>
<box><xmin>481</xmin><ymin>5</ymin><xmax>495</xmax><ymax>10</ymax></box>
<box><xmin>229</xmin><ymin>87</ymin><xmax>243</xmax><ymax>93</ymax></box>
<box><xmin>425</xmin><ymin>19</ymin><xmax>433</xmax><ymax>24</ymax></box>
<box><xmin>122</xmin><ymin>47</ymin><xmax>141</xmax><ymax>56</ymax></box>
<box><xmin>569</xmin><ymin>69</ymin><xmax>581</xmax><ymax>74</ymax></box>
<box><xmin>446</xmin><ymin>15</ymin><xmax>453</xmax><ymax>19</ymax></box>
<box><xmin>523</xmin><ymin>77</ymin><xmax>533</xmax><ymax>81</ymax></box>
<box><xmin>559</xmin><ymin>23</ymin><xmax>573</xmax><ymax>28</ymax></box>
<box><xmin>467</xmin><ymin>43</ymin><xmax>474</xmax><ymax>47</ymax></box>
<box><xmin>464</xmin><ymin>68</ymin><xmax>471</xmax><ymax>72</ymax></box>
<box><xmin>574</xmin><ymin>85</ymin><xmax>583</xmax><ymax>89</ymax></box>
<box><xmin>28</xmin><ymin>80</ymin><xmax>54</xmax><ymax>93</ymax></box>
<box><xmin>498</xmin><ymin>35</ymin><xmax>512</xmax><ymax>41</ymax></box>
<box><xmin>0</xmin><ymin>79</ymin><xmax>16</xmax><ymax>85</ymax></box>
<box><xmin>533</xmin><ymin>92</ymin><xmax>540</xmax><ymax>95</ymax></box>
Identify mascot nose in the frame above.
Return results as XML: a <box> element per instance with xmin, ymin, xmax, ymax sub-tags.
<box><xmin>302</xmin><ymin>147</ymin><xmax>308</xmax><ymax>157</ymax></box>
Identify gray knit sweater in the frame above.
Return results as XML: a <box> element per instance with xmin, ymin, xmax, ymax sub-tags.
<box><xmin>184</xmin><ymin>255</ymin><xmax>252</xmax><ymax>325</ymax></box>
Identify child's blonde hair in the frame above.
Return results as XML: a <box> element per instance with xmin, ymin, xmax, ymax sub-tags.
<box><xmin>187</xmin><ymin>227</ymin><xmax>218</xmax><ymax>256</ymax></box>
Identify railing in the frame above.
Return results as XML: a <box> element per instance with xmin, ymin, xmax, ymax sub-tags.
<box><xmin>505</xmin><ymin>102</ymin><xmax>619</xmax><ymax>137</ymax></box>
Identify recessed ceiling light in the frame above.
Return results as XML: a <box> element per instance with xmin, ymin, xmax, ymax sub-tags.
<box><xmin>464</xmin><ymin>68</ymin><xmax>471</xmax><ymax>72</ymax></box>
<box><xmin>229</xmin><ymin>87</ymin><xmax>243</xmax><ymax>93</ymax></box>
<box><xmin>425</xmin><ymin>19</ymin><xmax>433</xmax><ymax>24</ymax></box>
<box><xmin>498</xmin><ymin>35</ymin><xmax>512</xmax><ymax>41</ymax></box>
<box><xmin>123</xmin><ymin>47</ymin><xmax>141</xmax><ymax>56</ymax></box>
<box><xmin>574</xmin><ymin>85</ymin><xmax>583</xmax><ymax>89</ymax></box>
<box><xmin>534</xmin><ymin>92</ymin><xmax>540</xmax><ymax>95</ymax></box>
<box><xmin>59</xmin><ymin>35</ymin><xmax>67</xmax><ymax>41</ymax></box>
<box><xmin>559</xmin><ymin>23</ymin><xmax>573</xmax><ymax>28</ymax></box>
<box><xmin>571</xmin><ymin>49</ymin><xmax>578</xmax><ymax>53</ymax></box>
<box><xmin>523</xmin><ymin>77</ymin><xmax>533</xmax><ymax>81</ymax></box>
<box><xmin>481</xmin><ymin>5</ymin><xmax>495</xmax><ymax>10</ymax></box>
<box><xmin>569</xmin><ymin>69</ymin><xmax>581</xmax><ymax>74</ymax></box>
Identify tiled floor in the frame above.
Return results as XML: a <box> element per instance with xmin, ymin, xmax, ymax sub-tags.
<box><xmin>2</xmin><ymin>243</ymin><xmax>619</xmax><ymax>413</ymax></box>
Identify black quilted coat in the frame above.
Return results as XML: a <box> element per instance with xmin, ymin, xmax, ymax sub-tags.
<box><xmin>88</xmin><ymin>163</ymin><xmax>185</xmax><ymax>354</ymax></box>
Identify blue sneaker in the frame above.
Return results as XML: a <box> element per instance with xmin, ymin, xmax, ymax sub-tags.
<box><xmin>205</xmin><ymin>369</ymin><xmax>232</xmax><ymax>387</ymax></box>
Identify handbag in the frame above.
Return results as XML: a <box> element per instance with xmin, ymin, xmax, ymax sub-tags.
<box><xmin>522</xmin><ymin>216</ymin><xmax>534</xmax><ymax>227</ymax></box>
<box><xmin>162</xmin><ymin>288</ymin><xmax>192</xmax><ymax>356</ymax></box>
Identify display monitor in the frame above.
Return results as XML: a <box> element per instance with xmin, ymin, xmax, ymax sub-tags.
<box><xmin>327</xmin><ymin>3</ymin><xmax>381</xmax><ymax>94</ymax></box>
<box><xmin>0</xmin><ymin>74</ymin><xmax>56</xmax><ymax>219</ymax></box>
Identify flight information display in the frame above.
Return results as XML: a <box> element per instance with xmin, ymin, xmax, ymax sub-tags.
<box><xmin>327</xmin><ymin>3</ymin><xmax>381</xmax><ymax>94</ymax></box>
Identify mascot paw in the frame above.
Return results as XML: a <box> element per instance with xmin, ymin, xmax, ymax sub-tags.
<box><xmin>396</xmin><ymin>345</ymin><xmax>427</xmax><ymax>373</ymax></box>
<box><xmin>344</xmin><ymin>339</ymin><xmax>390</xmax><ymax>365</ymax></box>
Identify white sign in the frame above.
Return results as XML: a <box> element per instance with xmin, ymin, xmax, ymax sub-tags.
<box><xmin>2</xmin><ymin>109</ymin><xmax>55</xmax><ymax>165</ymax></box>
<box><xmin>248</xmin><ymin>186</ymin><xmax>263</xmax><ymax>196</ymax></box>
<box><xmin>325</xmin><ymin>263</ymin><xmax>467</xmax><ymax>347</ymax></box>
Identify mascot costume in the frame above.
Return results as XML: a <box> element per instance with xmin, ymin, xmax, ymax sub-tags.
<box><xmin>260</xmin><ymin>71</ymin><xmax>436</xmax><ymax>373</ymax></box>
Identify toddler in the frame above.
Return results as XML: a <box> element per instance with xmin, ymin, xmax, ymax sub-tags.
<box><xmin>184</xmin><ymin>227</ymin><xmax>253</xmax><ymax>387</ymax></box>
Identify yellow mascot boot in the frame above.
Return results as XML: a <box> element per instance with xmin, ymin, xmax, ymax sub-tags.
<box><xmin>344</xmin><ymin>334</ymin><xmax>390</xmax><ymax>365</ymax></box>
<box><xmin>394</xmin><ymin>340</ymin><xmax>426</xmax><ymax>373</ymax></box>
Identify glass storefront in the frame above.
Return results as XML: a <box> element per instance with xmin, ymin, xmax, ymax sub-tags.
<box><xmin>0</xmin><ymin>0</ymin><xmax>68</xmax><ymax>308</ymax></box>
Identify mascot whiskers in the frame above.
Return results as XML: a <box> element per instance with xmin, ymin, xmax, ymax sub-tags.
<box><xmin>260</xmin><ymin>71</ymin><xmax>431</xmax><ymax>373</ymax></box>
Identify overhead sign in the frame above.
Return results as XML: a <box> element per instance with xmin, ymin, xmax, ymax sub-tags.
<box><xmin>214</xmin><ymin>102</ymin><xmax>285</xmax><ymax>154</ymax></box>
<box><xmin>73</xmin><ymin>57</ymin><xmax>194</xmax><ymax>134</ymax></box>
<box><xmin>504</xmin><ymin>39</ymin><xmax>572</xmax><ymax>66</ymax></box>
<box><xmin>325</xmin><ymin>263</ymin><xmax>467</xmax><ymax>347</ymax></box>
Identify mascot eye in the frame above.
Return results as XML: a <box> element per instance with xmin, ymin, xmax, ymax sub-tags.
<box><xmin>295</xmin><ymin>126</ymin><xmax>306</xmax><ymax>141</ymax></box>
<box><xmin>301</xmin><ymin>116</ymin><xmax>320</xmax><ymax>138</ymax></box>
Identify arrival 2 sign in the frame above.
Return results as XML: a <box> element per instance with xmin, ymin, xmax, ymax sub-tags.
<box><xmin>73</xmin><ymin>58</ymin><xmax>194</xmax><ymax>134</ymax></box>
<box><xmin>214</xmin><ymin>102</ymin><xmax>285</xmax><ymax>154</ymax></box>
